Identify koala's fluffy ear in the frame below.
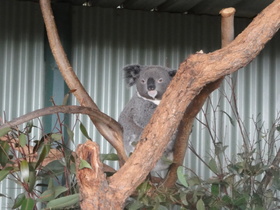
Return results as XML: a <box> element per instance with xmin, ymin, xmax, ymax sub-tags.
<box><xmin>123</xmin><ymin>64</ymin><xmax>142</xmax><ymax>86</ymax></box>
<box><xmin>168</xmin><ymin>70</ymin><xmax>177</xmax><ymax>77</ymax></box>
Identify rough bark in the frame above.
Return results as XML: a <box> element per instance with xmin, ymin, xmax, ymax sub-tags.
<box><xmin>76</xmin><ymin>140</ymin><xmax>122</xmax><ymax>209</ymax></box>
<box><xmin>39</xmin><ymin>0</ymin><xmax>127</xmax><ymax>163</ymax></box>
<box><xmin>163</xmin><ymin>7</ymin><xmax>236</xmax><ymax>188</ymax></box>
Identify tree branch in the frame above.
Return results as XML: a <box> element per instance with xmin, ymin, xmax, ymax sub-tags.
<box><xmin>163</xmin><ymin>7</ymin><xmax>235</xmax><ymax>188</ymax></box>
<box><xmin>39</xmin><ymin>0</ymin><xmax>127</xmax><ymax>163</ymax></box>
<box><xmin>108</xmin><ymin>0</ymin><xmax>280</xmax><ymax>202</ymax></box>
<box><xmin>0</xmin><ymin>105</ymin><xmax>120</xmax><ymax>134</ymax></box>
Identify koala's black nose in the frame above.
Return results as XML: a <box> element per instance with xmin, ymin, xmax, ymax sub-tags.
<box><xmin>147</xmin><ymin>78</ymin><xmax>155</xmax><ymax>90</ymax></box>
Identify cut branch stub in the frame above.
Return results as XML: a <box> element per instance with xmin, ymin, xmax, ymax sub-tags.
<box><xmin>76</xmin><ymin>140</ymin><xmax>108</xmax><ymax>209</ymax></box>
<box><xmin>76</xmin><ymin>140</ymin><xmax>124</xmax><ymax>209</ymax></box>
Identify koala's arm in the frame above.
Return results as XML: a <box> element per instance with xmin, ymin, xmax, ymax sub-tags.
<box><xmin>118</xmin><ymin>95</ymin><xmax>157</xmax><ymax>155</ymax></box>
<box><xmin>119</xmin><ymin>104</ymin><xmax>144</xmax><ymax>139</ymax></box>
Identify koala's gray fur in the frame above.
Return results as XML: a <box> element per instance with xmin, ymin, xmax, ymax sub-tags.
<box><xmin>118</xmin><ymin>64</ymin><xmax>177</xmax><ymax>172</ymax></box>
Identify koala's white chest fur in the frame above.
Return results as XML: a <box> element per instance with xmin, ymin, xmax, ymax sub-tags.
<box><xmin>137</xmin><ymin>91</ymin><xmax>161</xmax><ymax>105</ymax></box>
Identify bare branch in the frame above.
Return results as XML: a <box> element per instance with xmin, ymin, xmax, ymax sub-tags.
<box><xmin>0</xmin><ymin>106</ymin><xmax>120</xmax><ymax>136</ymax></box>
<box><xmin>39</xmin><ymin>0</ymin><xmax>127</xmax><ymax>163</ymax></box>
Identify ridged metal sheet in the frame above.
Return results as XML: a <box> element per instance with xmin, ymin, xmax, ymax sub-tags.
<box><xmin>71</xmin><ymin>5</ymin><xmax>280</xmax><ymax>179</ymax></box>
<box><xmin>0</xmin><ymin>0</ymin><xmax>44</xmax><ymax>208</ymax></box>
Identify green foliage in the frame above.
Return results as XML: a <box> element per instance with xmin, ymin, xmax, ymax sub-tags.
<box><xmin>0</xmin><ymin>123</ymin><xmax>81</xmax><ymax>210</ymax></box>
<box><xmin>80</xmin><ymin>122</ymin><xmax>92</xmax><ymax>140</ymax></box>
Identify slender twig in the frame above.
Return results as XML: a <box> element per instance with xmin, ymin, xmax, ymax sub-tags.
<box><xmin>0</xmin><ymin>105</ymin><xmax>120</xmax><ymax>133</ymax></box>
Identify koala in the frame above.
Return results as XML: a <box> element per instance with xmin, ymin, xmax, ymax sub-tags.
<box><xmin>118</xmin><ymin>64</ymin><xmax>177</xmax><ymax>172</ymax></box>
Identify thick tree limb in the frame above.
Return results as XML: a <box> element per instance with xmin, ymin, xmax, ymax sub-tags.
<box><xmin>108</xmin><ymin>0</ymin><xmax>280</xmax><ymax>204</ymax></box>
<box><xmin>39</xmin><ymin>0</ymin><xmax>127</xmax><ymax>163</ymax></box>
<box><xmin>163</xmin><ymin>7</ymin><xmax>236</xmax><ymax>188</ymax></box>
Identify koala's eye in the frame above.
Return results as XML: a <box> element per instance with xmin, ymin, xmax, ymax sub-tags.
<box><xmin>158</xmin><ymin>78</ymin><xmax>163</xmax><ymax>83</ymax></box>
<box><xmin>141</xmin><ymin>79</ymin><xmax>146</xmax><ymax>84</ymax></box>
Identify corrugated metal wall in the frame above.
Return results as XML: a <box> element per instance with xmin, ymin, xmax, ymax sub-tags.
<box><xmin>0</xmin><ymin>0</ymin><xmax>44</xmax><ymax>208</ymax></box>
<box><xmin>1</xmin><ymin>0</ymin><xmax>280</xmax><ymax>207</ymax></box>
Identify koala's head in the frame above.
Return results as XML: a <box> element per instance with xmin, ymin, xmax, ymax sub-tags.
<box><xmin>123</xmin><ymin>64</ymin><xmax>177</xmax><ymax>101</ymax></box>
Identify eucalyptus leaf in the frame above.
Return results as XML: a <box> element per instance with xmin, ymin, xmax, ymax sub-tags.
<box><xmin>211</xmin><ymin>184</ymin><xmax>219</xmax><ymax>196</ymax></box>
<box><xmin>51</xmin><ymin>133</ymin><xmax>63</xmax><ymax>141</ymax></box>
<box><xmin>27</xmin><ymin>165</ymin><xmax>36</xmax><ymax>192</ymax></box>
<box><xmin>12</xmin><ymin>193</ymin><xmax>25</xmax><ymax>209</ymax></box>
<box><xmin>46</xmin><ymin>193</ymin><xmax>79</xmax><ymax>209</ymax></box>
<box><xmin>54</xmin><ymin>186</ymin><xmax>68</xmax><ymax>198</ymax></box>
<box><xmin>40</xmin><ymin>160</ymin><xmax>65</xmax><ymax>177</ymax></box>
<box><xmin>0</xmin><ymin>141</ymin><xmax>10</xmax><ymax>167</ymax></box>
<box><xmin>221</xmin><ymin>110</ymin><xmax>235</xmax><ymax>126</ymax></box>
<box><xmin>179</xmin><ymin>191</ymin><xmax>188</xmax><ymax>205</ymax></box>
<box><xmin>20</xmin><ymin>198</ymin><xmax>35</xmax><ymax>210</ymax></box>
<box><xmin>25</xmin><ymin>121</ymin><xmax>33</xmax><ymax>134</ymax></box>
<box><xmin>80</xmin><ymin>123</ymin><xmax>91</xmax><ymax>140</ymax></box>
<box><xmin>47</xmin><ymin>178</ymin><xmax>54</xmax><ymax>190</ymax></box>
<box><xmin>38</xmin><ymin>188</ymin><xmax>55</xmax><ymax>202</ymax></box>
<box><xmin>177</xmin><ymin>166</ymin><xmax>188</xmax><ymax>188</ymax></box>
<box><xmin>66</xmin><ymin>125</ymin><xmax>74</xmax><ymax>143</ymax></box>
<box><xmin>19</xmin><ymin>134</ymin><xmax>27</xmax><ymax>147</ymax></box>
<box><xmin>196</xmin><ymin>198</ymin><xmax>205</xmax><ymax>210</ymax></box>
<box><xmin>187</xmin><ymin>176</ymin><xmax>201</xmax><ymax>186</ymax></box>
<box><xmin>35</xmin><ymin>144</ymin><xmax>50</xmax><ymax>169</ymax></box>
<box><xmin>208</xmin><ymin>158</ymin><xmax>219</xmax><ymax>174</ymax></box>
<box><xmin>0</xmin><ymin>127</ymin><xmax>11</xmax><ymax>137</ymax></box>
<box><xmin>0</xmin><ymin>167</ymin><xmax>13</xmax><ymax>182</ymax></box>
<box><xmin>20</xmin><ymin>160</ymin><xmax>29</xmax><ymax>183</ymax></box>
<box><xmin>79</xmin><ymin>159</ymin><xmax>92</xmax><ymax>169</ymax></box>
